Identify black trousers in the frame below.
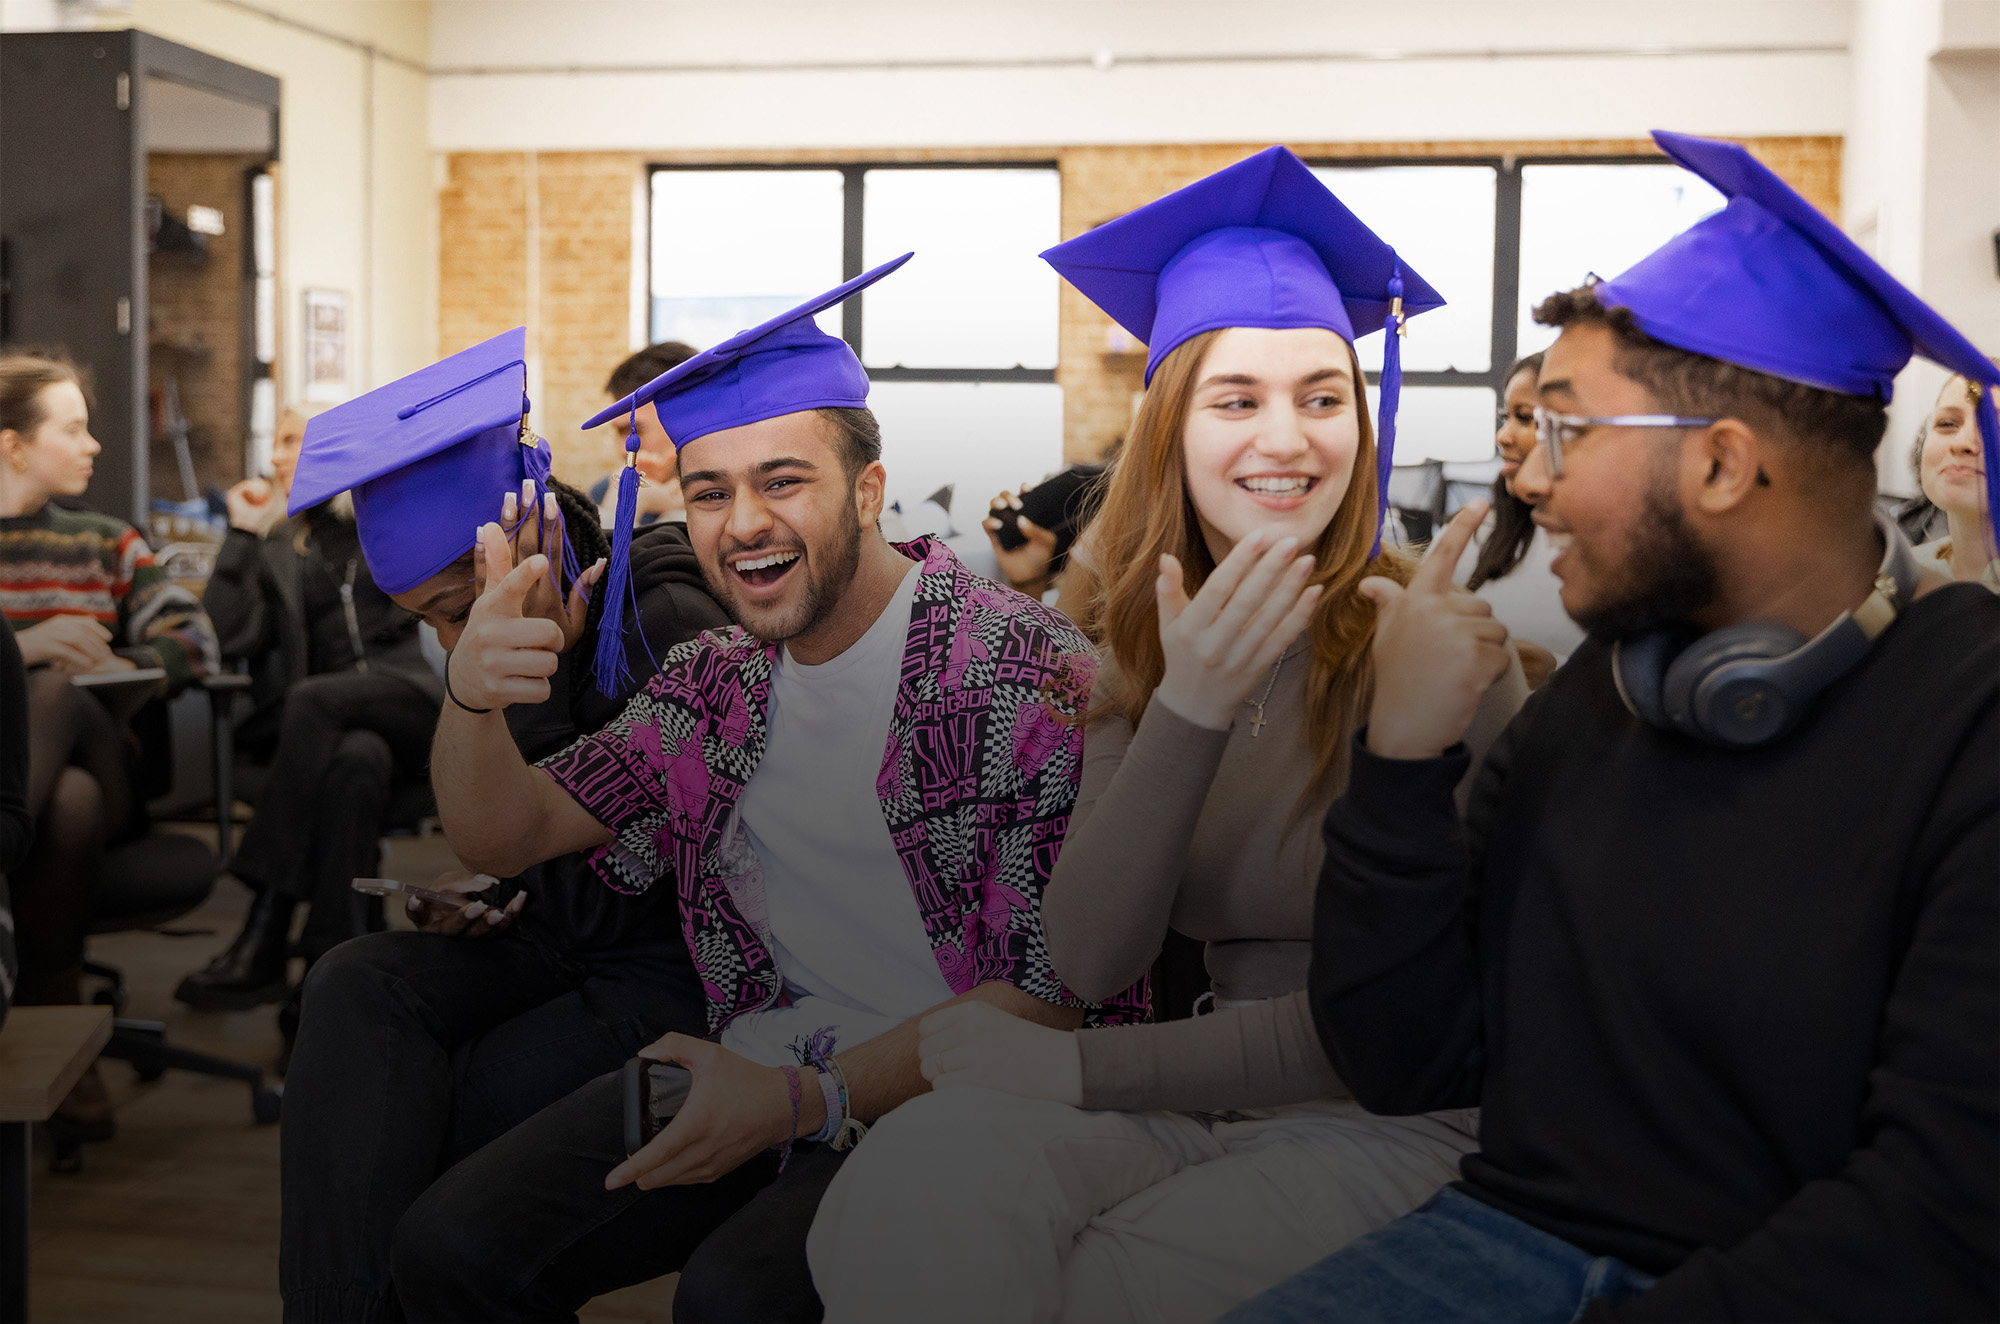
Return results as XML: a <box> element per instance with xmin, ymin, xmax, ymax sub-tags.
<box><xmin>390</xmin><ymin>1069</ymin><xmax>847</xmax><ymax>1323</ymax></box>
<box><xmin>231</xmin><ymin>671</ymin><xmax>438</xmax><ymax>959</ymax></box>
<box><xmin>278</xmin><ymin>928</ymin><xmax>706</xmax><ymax>1322</ymax></box>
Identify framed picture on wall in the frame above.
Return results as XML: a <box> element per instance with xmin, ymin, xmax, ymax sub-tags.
<box><xmin>303</xmin><ymin>287</ymin><xmax>350</xmax><ymax>402</ymax></box>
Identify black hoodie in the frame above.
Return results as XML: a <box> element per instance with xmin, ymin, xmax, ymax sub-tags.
<box><xmin>506</xmin><ymin>521</ymin><xmax>731</xmax><ymax>954</ymax></box>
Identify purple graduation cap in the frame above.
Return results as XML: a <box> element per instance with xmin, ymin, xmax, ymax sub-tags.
<box><xmin>1040</xmin><ymin>145</ymin><xmax>1444</xmax><ymax>553</ymax></box>
<box><xmin>288</xmin><ymin>327</ymin><xmax>567</xmax><ymax>596</ymax></box>
<box><xmin>578</xmin><ymin>251</ymin><xmax>913</xmax><ymax>694</ymax></box>
<box><xmin>1598</xmin><ymin>129</ymin><xmax>2000</xmax><ymax>550</ymax></box>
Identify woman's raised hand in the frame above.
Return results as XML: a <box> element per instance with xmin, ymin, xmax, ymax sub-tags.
<box><xmin>490</xmin><ymin>480</ymin><xmax>604</xmax><ymax>655</ymax></box>
<box><xmin>1150</xmin><ymin>528</ymin><xmax>1321</xmax><ymax>730</ymax></box>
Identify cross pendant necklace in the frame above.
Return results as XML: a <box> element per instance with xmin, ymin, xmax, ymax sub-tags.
<box><xmin>1244</xmin><ymin>652</ymin><xmax>1288</xmax><ymax>738</ymax></box>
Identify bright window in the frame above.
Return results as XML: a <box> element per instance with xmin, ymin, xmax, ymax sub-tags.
<box><xmin>1312</xmin><ymin>165</ymin><xmax>1496</xmax><ymax>376</ymax></box>
<box><xmin>648</xmin><ymin>162</ymin><xmax>1061</xmax><ymax>517</ymax></box>
<box><xmin>1517</xmin><ymin>163</ymin><xmax>1725</xmax><ymax>356</ymax></box>
<box><xmin>861</xmin><ymin>168</ymin><xmax>1060</xmax><ymax>370</ymax></box>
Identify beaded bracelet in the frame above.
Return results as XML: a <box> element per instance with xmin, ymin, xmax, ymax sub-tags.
<box><xmin>778</xmin><ymin>1065</ymin><xmax>803</xmax><ymax>1172</ymax></box>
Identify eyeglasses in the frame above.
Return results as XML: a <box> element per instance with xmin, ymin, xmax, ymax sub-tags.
<box><xmin>1532</xmin><ymin>407</ymin><xmax>1715</xmax><ymax>477</ymax></box>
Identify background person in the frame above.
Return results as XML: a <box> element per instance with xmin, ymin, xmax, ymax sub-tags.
<box><xmin>1910</xmin><ymin>371</ymin><xmax>1996</xmax><ymax>590</ymax></box>
<box><xmin>175</xmin><ymin>403</ymin><xmax>444</xmax><ymax>1025</ymax></box>
<box><xmin>0</xmin><ymin>349</ymin><xmax>216</xmax><ymax>1143</ymax></box>
<box><xmin>591</xmin><ymin>340</ymin><xmax>698</xmax><ymax>528</ymax></box>
<box><xmin>1453</xmin><ymin>350</ymin><xmax>1581</xmax><ymax>678</ymax></box>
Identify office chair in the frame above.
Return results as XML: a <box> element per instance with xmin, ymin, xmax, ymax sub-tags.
<box><xmin>62</xmin><ymin>673</ymin><xmax>283</xmax><ymax>1172</ymax></box>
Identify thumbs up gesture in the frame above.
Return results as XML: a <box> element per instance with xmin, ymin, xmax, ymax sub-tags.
<box><xmin>1361</xmin><ymin>502</ymin><xmax>1514</xmax><ymax>760</ymax></box>
<box><xmin>447</xmin><ymin>521</ymin><xmax>570</xmax><ymax>712</ymax></box>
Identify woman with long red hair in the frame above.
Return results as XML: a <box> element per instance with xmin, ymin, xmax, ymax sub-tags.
<box><xmin>810</xmin><ymin>149</ymin><xmax>1527</xmax><ymax>1324</ymax></box>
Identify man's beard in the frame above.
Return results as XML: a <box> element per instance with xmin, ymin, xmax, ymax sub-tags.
<box><xmin>703</xmin><ymin>498</ymin><xmax>865</xmax><ymax>643</ymax></box>
<box><xmin>1571</xmin><ymin>473</ymin><xmax>1720</xmax><ymax>642</ymax></box>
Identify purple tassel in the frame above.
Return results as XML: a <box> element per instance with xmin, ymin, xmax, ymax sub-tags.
<box><xmin>1978</xmin><ymin>389</ymin><xmax>2000</xmax><ymax>562</ymax></box>
<box><xmin>1371</xmin><ymin>261</ymin><xmax>1405</xmax><ymax>558</ymax></box>
<box><xmin>591</xmin><ymin>418</ymin><xmax>643</xmax><ymax>698</ymax></box>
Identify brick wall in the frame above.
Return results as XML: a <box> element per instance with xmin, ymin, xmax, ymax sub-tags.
<box><xmin>438</xmin><ymin>136</ymin><xmax>1841</xmax><ymax>481</ymax></box>
<box><xmin>146</xmin><ymin>152</ymin><xmax>265</xmax><ymax>500</ymax></box>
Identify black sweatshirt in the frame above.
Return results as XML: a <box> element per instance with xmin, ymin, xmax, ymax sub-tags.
<box><xmin>505</xmin><ymin>521</ymin><xmax>732</xmax><ymax>954</ymax></box>
<box><xmin>1311</xmin><ymin>583</ymin><xmax>1999</xmax><ymax>1322</ymax></box>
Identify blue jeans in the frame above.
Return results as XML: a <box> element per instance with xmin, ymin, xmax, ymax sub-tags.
<box><xmin>1224</xmin><ymin>1187</ymin><xmax>1657</xmax><ymax>1324</ymax></box>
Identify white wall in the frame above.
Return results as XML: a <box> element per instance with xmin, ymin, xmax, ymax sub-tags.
<box><xmin>428</xmin><ymin>0</ymin><xmax>1851</xmax><ymax>151</ymax></box>
<box><xmin>1845</xmin><ymin>0</ymin><xmax>2000</xmax><ymax>494</ymax></box>
<box><xmin>69</xmin><ymin>0</ymin><xmax>439</xmax><ymax>400</ymax></box>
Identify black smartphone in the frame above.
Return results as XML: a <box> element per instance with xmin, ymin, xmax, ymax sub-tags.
<box><xmin>621</xmin><ymin>1056</ymin><xmax>695</xmax><ymax>1155</ymax></box>
<box><xmin>992</xmin><ymin>466</ymin><xmax>1108</xmax><ymax>552</ymax></box>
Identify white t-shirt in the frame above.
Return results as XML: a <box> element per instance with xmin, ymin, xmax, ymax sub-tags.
<box><xmin>719</xmin><ymin>562</ymin><xmax>953</xmax><ymax>1068</ymax></box>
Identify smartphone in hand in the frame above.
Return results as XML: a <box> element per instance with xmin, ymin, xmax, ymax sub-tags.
<box><xmin>351</xmin><ymin>877</ymin><xmax>472</xmax><ymax>911</ymax></box>
<box><xmin>622</xmin><ymin>1056</ymin><xmax>695</xmax><ymax>1155</ymax></box>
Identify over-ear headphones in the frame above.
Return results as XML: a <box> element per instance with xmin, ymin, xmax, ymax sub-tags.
<box><xmin>1613</xmin><ymin>511</ymin><xmax>1920</xmax><ymax>747</ymax></box>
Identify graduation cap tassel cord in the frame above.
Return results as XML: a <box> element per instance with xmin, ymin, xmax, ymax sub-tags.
<box><xmin>591</xmin><ymin>415</ymin><xmax>643</xmax><ymax>699</ymax></box>
<box><xmin>1371</xmin><ymin>263</ymin><xmax>1405</xmax><ymax>559</ymax></box>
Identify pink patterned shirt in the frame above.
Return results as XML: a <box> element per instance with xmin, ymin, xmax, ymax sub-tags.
<box><xmin>539</xmin><ymin>538</ymin><xmax>1149</xmax><ymax>1034</ymax></box>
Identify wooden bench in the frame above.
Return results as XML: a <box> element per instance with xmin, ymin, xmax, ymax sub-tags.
<box><xmin>0</xmin><ymin>1006</ymin><xmax>112</xmax><ymax>1324</ymax></box>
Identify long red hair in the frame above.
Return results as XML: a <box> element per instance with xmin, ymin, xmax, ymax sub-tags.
<box><xmin>1070</xmin><ymin>329</ymin><xmax>1412</xmax><ymax>808</ymax></box>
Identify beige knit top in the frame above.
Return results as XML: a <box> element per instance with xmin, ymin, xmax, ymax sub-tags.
<box><xmin>1051</xmin><ymin>646</ymin><xmax>1528</xmax><ymax>1113</ymax></box>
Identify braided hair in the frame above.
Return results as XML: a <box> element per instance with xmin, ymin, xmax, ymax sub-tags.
<box><xmin>544</xmin><ymin>476</ymin><xmax>620</xmax><ymax>700</ymax></box>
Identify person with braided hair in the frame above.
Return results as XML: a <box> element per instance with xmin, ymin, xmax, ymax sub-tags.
<box><xmin>273</xmin><ymin>335</ymin><xmax>730</xmax><ymax>1322</ymax></box>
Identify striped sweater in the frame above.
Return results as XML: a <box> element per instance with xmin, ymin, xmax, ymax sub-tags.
<box><xmin>0</xmin><ymin>502</ymin><xmax>218</xmax><ymax>695</ymax></box>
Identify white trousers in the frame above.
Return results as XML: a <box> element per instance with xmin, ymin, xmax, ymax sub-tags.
<box><xmin>807</xmin><ymin>1088</ymin><xmax>1478</xmax><ymax>1324</ymax></box>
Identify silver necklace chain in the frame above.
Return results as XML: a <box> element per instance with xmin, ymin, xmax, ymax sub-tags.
<box><xmin>1242</xmin><ymin>645</ymin><xmax>1299</xmax><ymax>738</ymax></box>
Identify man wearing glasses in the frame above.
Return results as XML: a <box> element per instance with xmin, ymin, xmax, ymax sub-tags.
<box><xmin>1230</xmin><ymin>130</ymin><xmax>1999</xmax><ymax>1323</ymax></box>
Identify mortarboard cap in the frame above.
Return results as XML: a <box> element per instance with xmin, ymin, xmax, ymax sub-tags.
<box><xmin>1039</xmin><ymin>145</ymin><xmax>1444</xmax><ymax>552</ymax></box>
<box><xmin>583</xmin><ymin>253</ymin><xmax>912</xmax><ymax>449</ymax></box>
<box><xmin>579</xmin><ymin>254</ymin><xmax>913</xmax><ymax>698</ymax></box>
<box><xmin>289</xmin><ymin>327</ymin><xmax>553</xmax><ymax>596</ymax></box>
<box><xmin>1597</xmin><ymin>130</ymin><xmax>2000</xmax><ymax>548</ymax></box>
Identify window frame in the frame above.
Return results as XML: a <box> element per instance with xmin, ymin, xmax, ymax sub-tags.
<box><xmin>1303</xmin><ymin>152</ymin><xmax>1673</xmax><ymax>405</ymax></box>
<box><xmin>646</xmin><ymin>159</ymin><xmax>1061</xmax><ymax>384</ymax></box>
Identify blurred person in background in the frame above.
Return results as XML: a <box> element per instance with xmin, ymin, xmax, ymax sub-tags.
<box><xmin>1910</xmin><ymin>371</ymin><xmax>1996</xmax><ymax>591</ymax></box>
<box><xmin>983</xmin><ymin>462</ymin><xmax>1110</xmax><ymax>612</ymax></box>
<box><xmin>1453</xmin><ymin>351</ymin><xmax>1581</xmax><ymax>682</ymax></box>
<box><xmin>0</xmin><ymin>349</ymin><xmax>217</xmax><ymax>1143</ymax></box>
<box><xmin>591</xmin><ymin>340</ymin><xmax>698</xmax><ymax>528</ymax></box>
<box><xmin>174</xmin><ymin>403</ymin><xmax>445</xmax><ymax>1057</ymax></box>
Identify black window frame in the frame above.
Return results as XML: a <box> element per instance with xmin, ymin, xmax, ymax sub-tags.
<box><xmin>1304</xmin><ymin>152</ymin><xmax>1671</xmax><ymax>403</ymax></box>
<box><xmin>646</xmin><ymin>160</ymin><xmax>1061</xmax><ymax>384</ymax></box>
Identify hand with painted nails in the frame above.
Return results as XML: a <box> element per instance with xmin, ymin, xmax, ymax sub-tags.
<box><xmin>406</xmin><ymin>870</ymin><xmax>525</xmax><ymax>938</ymax></box>
<box><xmin>490</xmin><ymin>479</ymin><xmax>607</xmax><ymax>656</ymax></box>
<box><xmin>448</xmin><ymin>521</ymin><xmax>570</xmax><ymax>712</ymax></box>
<box><xmin>1151</xmin><ymin>526</ymin><xmax>1323</xmax><ymax>730</ymax></box>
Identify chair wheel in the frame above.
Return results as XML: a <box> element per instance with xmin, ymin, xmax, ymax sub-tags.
<box><xmin>91</xmin><ymin>988</ymin><xmax>116</xmax><ymax>1006</ymax></box>
<box><xmin>252</xmin><ymin>1084</ymin><xmax>283</xmax><ymax>1124</ymax></box>
<box><xmin>135</xmin><ymin>1065</ymin><xmax>166</xmax><ymax>1083</ymax></box>
<box><xmin>47</xmin><ymin>1137</ymin><xmax>83</xmax><ymax>1174</ymax></box>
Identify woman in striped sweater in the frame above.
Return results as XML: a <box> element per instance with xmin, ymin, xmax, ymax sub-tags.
<box><xmin>0</xmin><ymin>350</ymin><xmax>216</xmax><ymax>1142</ymax></box>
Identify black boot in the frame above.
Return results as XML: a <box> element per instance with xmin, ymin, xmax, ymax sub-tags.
<box><xmin>174</xmin><ymin>888</ymin><xmax>296</xmax><ymax>1010</ymax></box>
<box><xmin>275</xmin><ymin>978</ymin><xmax>303</xmax><ymax>1077</ymax></box>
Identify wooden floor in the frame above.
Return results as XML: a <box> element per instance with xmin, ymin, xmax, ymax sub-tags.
<box><xmin>27</xmin><ymin>826</ymin><xmax>678</xmax><ymax>1323</ymax></box>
